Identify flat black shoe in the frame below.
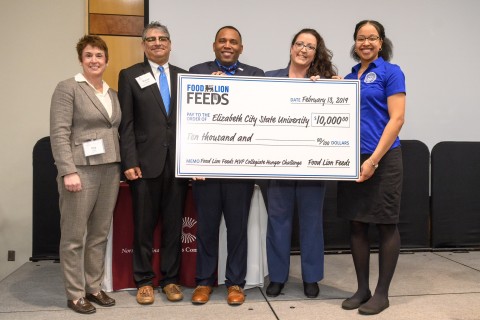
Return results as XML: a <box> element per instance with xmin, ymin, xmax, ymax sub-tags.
<box><xmin>303</xmin><ymin>282</ymin><xmax>319</xmax><ymax>298</ymax></box>
<box><xmin>358</xmin><ymin>299</ymin><xmax>389</xmax><ymax>315</ymax></box>
<box><xmin>266</xmin><ymin>282</ymin><xmax>284</xmax><ymax>297</ymax></box>
<box><xmin>341</xmin><ymin>291</ymin><xmax>372</xmax><ymax>310</ymax></box>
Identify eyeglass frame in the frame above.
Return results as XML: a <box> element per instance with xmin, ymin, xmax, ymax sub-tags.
<box><xmin>355</xmin><ymin>35</ymin><xmax>381</xmax><ymax>43</ymax></box>
<box><xmin>144</xmin><ymin>36</ymin><xmax>170</xmax><ymax>43</ymax></box>
<box><xmin>293</xmin><ymin>41</ymin><xmax>316</xmax><ymax>52</ymax></box>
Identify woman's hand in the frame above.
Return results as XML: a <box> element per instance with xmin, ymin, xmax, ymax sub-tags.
<box><xmin>64</xmin><ymin>173</ymin><xmax>82</xmax><ymax>192</ymax></box>
<box><xmin>310</xmin><ymin>75</ymin><xmax>344</xmax><ymax>81</ymax></box>
<box><xmin>192</xmin><ymin>177</ymin><xmax>206</xmax><ymax>181</ymax></box>
<box><xmin>356</xmin><ymin>159</ymin><xmax>376</xmax><ymax>183</ymax></box>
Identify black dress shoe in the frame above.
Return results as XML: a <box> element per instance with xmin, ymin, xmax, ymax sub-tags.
<box><xmin>86</xmin><ymin>290</ymin><xmax>115</xmax><ymax>307</ymax></box>
<box><xmin>303</xmin><ymin>282</ymin><xmax>319</xmax><ymax>298</ymax></box>
<box><xmin>358</xmin><ymin>298</ymin><xmax>389</xmax><ymax>315</ymax></box>
<box><xmin>67</xmin><ymin>297</ymin><xmax>96</xmax><ymax>314</ymax></box>
<box><xmin>266</xmin><ymin>282</ymin><xmax>284</xmax><ymax>297</ymax></box>
<box><xmin>341</xmin><ymin>291</ymin><xmax>372</xmax><ymax>310</ymax></box>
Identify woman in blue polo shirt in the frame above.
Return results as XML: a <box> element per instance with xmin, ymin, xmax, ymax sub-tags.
<box><xmin>338</xmin><ymin>20</ymin><xmax>406</xmax><ymax>315</ymax></box>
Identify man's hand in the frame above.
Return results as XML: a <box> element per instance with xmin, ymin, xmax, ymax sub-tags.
<box><xmin>124</xmin><ymin>167</ymin><xmax>143</xmax><ymax>180</ymax></box>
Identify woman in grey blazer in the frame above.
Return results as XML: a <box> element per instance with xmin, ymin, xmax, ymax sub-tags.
<box><xmin>50</xmin><ymin>35</ymin><xmax>121</xmax><ymax>314</ymax></box>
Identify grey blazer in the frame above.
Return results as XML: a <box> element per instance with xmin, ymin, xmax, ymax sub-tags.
<box><xmin>50</xmin><ymin>77</ymin><xmax>121</xmax><ymax>177</ymax></box>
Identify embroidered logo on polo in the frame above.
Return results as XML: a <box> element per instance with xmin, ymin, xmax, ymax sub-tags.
<box><xmin>364</xmin><ymin>72</ymin><xmax>377</xmax><ymax>83</ymax></box>
<box><xmin>182</xmin><ymin>217</ymin><xmax>197</xmax><ymax>243</ymax></box>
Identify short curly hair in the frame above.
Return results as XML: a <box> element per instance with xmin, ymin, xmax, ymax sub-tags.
<box><xmin>76</xmin><ymin>35</ymin><xmax>109</xmax><ymax>63</ymax></box>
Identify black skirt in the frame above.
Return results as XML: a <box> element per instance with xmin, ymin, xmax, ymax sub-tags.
<box><xmin>337</xmin><ymin>147</ymin><xmax>403</xmax><ymax>224</ymax></box>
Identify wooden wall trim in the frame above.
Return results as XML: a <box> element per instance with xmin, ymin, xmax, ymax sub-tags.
<box><xmin>89</xmin><ymin>14</ymin><xmax>143</xmax><ymax>36</ymax></box>
<box><xmin>89</xmin><ymin>0</ymin><xmax>143</xmax><ymax>16</ymax></box>
<box><xmin>87</xmin><ymin>0</ymin><xmax>145</xmax><ymax>89</ymax></box>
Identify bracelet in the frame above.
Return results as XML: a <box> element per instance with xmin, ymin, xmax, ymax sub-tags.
<box><xmin>368</xmin><ymin>158</ymin><xmax>378</xmax><ymax>169</ymax></box>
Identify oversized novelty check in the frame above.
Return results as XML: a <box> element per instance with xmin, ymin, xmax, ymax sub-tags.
<box><xmin>176</xmin><ymin>74</ymin><xmax>360</xmax><ymax>180</ymax></box>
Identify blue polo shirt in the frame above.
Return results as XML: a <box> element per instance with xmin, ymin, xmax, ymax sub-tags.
<box><xmin>345</xmin><ymin>57</ymin><xmax>406</xmax><ymax>154</ymax></box>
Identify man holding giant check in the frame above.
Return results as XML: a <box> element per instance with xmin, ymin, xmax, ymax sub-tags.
<box><xmin>176</xmin><ymin>74</ymin><xmax>360</xmax><ymax>180</ymax></box>
<box><xmin>186</xmin><ymin>26</ymin><xmax>265</xmax><ymax>307</ymax></box>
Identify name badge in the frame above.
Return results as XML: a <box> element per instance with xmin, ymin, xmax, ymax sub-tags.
<box><xmin>83</xmin><ymin>139</ymin><xmax>105</xmax><ymax>157</ymax></box>
<box><xmin>135</xmin><ymin>73</ymin><xmax>157</xmax><ymax>89</ymax></box>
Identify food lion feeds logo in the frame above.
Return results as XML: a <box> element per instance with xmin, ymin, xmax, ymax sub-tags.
<box><xmin>182</xmin><ymin>217</ymin><xmax>197</xmax><ymax>244</ymax></box>
<box><xmin>186</xmin><ymin>83</ymin><xmax>230</xmax><ymax>105</ymax></box>
<box><xmin>364</xmin><ymin>72</ymin><xmax>377</xmax><ymax>83</ymax></box>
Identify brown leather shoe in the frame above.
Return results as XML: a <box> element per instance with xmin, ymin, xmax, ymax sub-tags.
<box><xmin>67</xmin><ymin>297</ymin><xmax>96</xmax><ymax>314</ymax></box>
<box><xmin>136</xmin><ymin>285</ymin><xmax>154</xmax><ymax>305</ymax></box>
<box><xmin>227</xmin><ymin>285</ymin><xmax>245</xmax><ymax>305</ymax></box>
<box><xmin>86</xmin><ymin>290</ymin><xmax>115</xmax><ymax>307</ymax></box>
<box><xmin>191</xmin><ymin>285</ymin><xmax>212</xmax><ymax>304</ymax></box>
<box><xmin>162</xmin><ymin>283</ymin><xmax>183</xmax><ymax>302</ymax></box>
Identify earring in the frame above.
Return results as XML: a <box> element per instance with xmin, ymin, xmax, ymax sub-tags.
<box><xmin>379</xmin><ymin>47</ymin><xmax>383</xmax><ymax>51</ymax></box>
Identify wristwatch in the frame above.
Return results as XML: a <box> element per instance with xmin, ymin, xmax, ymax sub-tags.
<box><xmin>368</xmin><ymin>158</ymin><xmax>378</xmax><ymax>169</ymax></box>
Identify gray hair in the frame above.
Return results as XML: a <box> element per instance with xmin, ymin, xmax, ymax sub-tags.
<box><xmin>142</xmin><ymin>21</ymin><xmax>170</xmax><ymax>40</ymax></box>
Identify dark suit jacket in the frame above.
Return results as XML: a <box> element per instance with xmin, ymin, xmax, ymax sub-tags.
<box><xmin>189</xmin><ymin>60</ymin><xmax>265</xmax><ymax>77</ymax></box>
<box><xmin>118</xmin><ymin>61</ymin><xmax>187</xmax><ymax>178</ymax></box>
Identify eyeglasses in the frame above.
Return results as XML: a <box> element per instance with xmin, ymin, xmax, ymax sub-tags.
<box><xmin>356</xmin><ymin>35</ymin><xmax>380</xmax><ymax>43</ymax></box>
<box><xmin>294</xmin><ymin>41</ymin><xmax>316</xmax><ymax>52</ymax></box>
<box><xmin>144</xmin><ymin>36</ymin><xmax>170</xmax><ymax>43</ymax></box>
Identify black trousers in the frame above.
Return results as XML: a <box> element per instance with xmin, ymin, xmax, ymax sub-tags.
<box><xmin>129</xmin><ymin>163</ymin><xmax>188</xmax><ymax>288</ymax></box>
<box><xmin>193</xmin><ymin>179</ymin><xmax>254</xmax><ymax>288</ymax></box>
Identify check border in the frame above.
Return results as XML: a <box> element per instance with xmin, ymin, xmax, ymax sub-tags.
<box><xmin>176</xmin><ymin>74</ymin><xmax>360</xmax><ymax>180</ymax></box>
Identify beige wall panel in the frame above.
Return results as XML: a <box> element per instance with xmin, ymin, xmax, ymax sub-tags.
<box><xmin>101</xmin><ymin>36</ymin><xmax>144</xmax><ymax>91</ymax></box>
<box><xmin>90</xmin><ymin>14</ymin><xmax>143</xmax><ymax>36</ymax></box>
<box><xmin>90</xmin><ymin>0</ymin><xmax>143</xmax><ymax>15</ymax></box>
<box><xmin>0</xmin><ymin>0</ymin><xmax>85</xmax><ymax>281</ymax></box>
